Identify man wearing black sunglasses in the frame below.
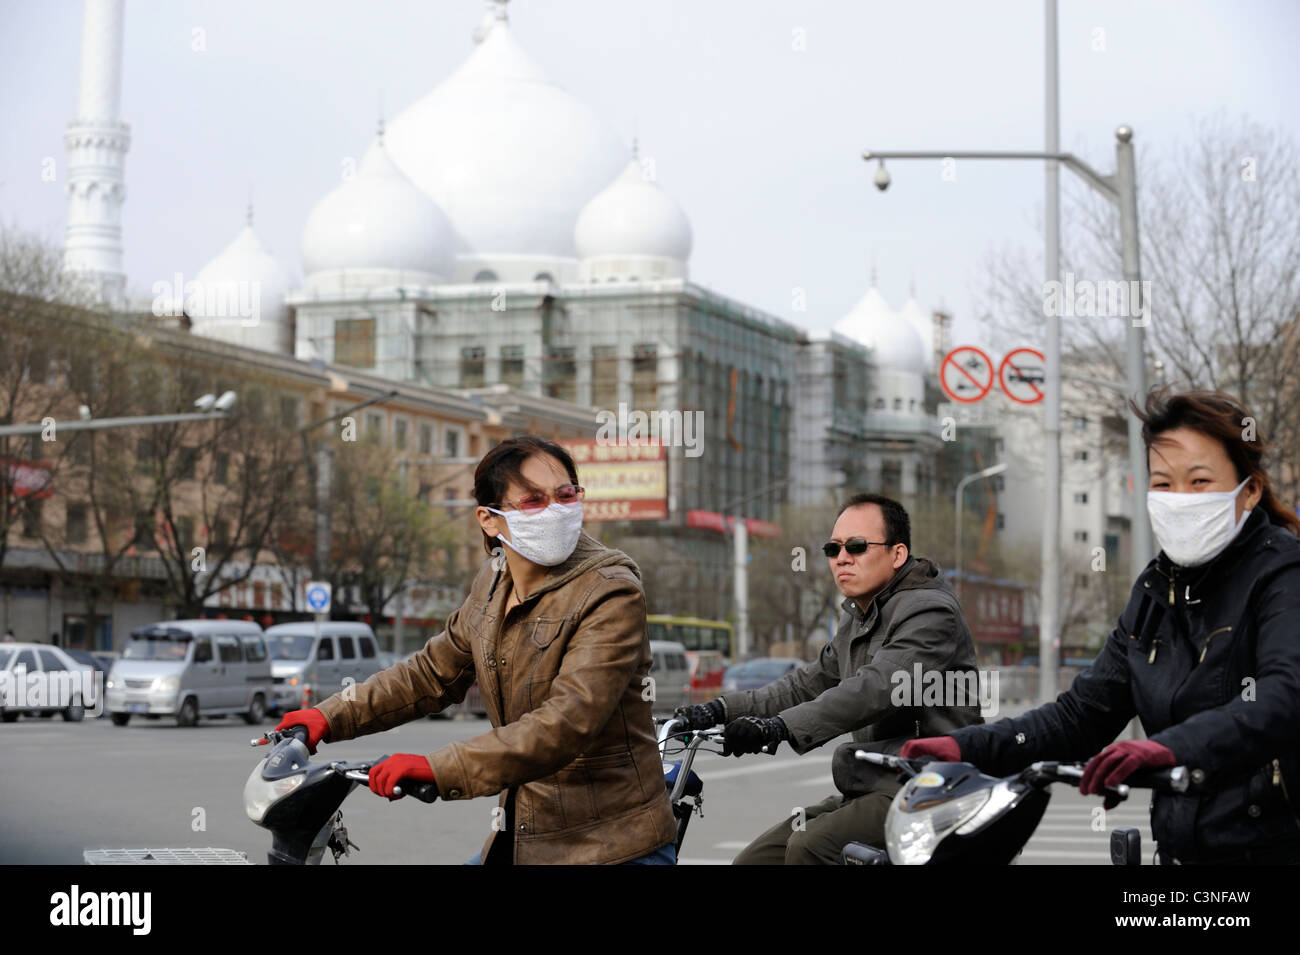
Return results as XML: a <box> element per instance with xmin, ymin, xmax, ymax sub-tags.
<box><xmin>675</xmin><ymin>492</ymin><xmax>983</xmax><ymax>864</ymax></box>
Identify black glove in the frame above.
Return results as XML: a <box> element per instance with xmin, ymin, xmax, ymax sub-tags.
<box><xmin>722</xmin><ymin>715</ymin><xmax>788</xmax><ymax>757</ymax></box>
<box><xmin>674</xmin><ymin>699</ymin><xmax>725</xmax><ymax>731</ymax></box>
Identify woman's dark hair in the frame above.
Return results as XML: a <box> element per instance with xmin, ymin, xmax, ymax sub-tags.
<box><xmin>473</xmin><ymin>435</ymin><xmax>581</xmax><ymax>555</ymax></box>
<box><xmin>1130</xmin><ymin>386</ymin><xmax>1300</xmax><ymax>536</ymax></box>
<box><xmin>836</xmin><ymin>493</ymin><xmax>911</xmax><ymax>551</ymax></box>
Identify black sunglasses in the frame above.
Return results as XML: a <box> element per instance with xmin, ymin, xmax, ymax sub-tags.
<box><xmin>822</xmin><ymin>538</ymin><xmax>890</xmax><ymax>558</ymax></box>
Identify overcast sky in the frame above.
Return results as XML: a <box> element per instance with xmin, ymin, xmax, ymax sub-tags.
<box><xmin>4</xmin><ymin>0</ymin><xmax>1298</xmax><ymax>349</ymax></box>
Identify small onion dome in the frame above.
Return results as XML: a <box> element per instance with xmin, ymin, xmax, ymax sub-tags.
<box><xmin>300</xmin><ymin>138</ymin><xmax>456</xmax><ymax>290</ymax></box>
<box><xmin>189</xmin><ymin>222</ymin><xmax>292</xmax><ymax>354</ymax></box>
<box><xmin>574</xmin><ymin>158</ymin><xmax>692</xmax><ymax>282</ymax></box>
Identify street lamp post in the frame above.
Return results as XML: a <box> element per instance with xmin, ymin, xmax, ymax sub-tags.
<box><xmin>954</xmin><ymin>462</ymin><xmax>1008</xmax><ymax>603</ymax></box>
<box><xmin>864</xmin><ymin>125</ymin><xmax>1151</xmax><ymax>706</ymax></box>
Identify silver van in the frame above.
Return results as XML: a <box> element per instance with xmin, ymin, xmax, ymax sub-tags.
<box><xmin>648</xmin><ymin>640</ymin><xmax>691</xmax><ymax>715</ymax></box>
<box><xmin>263</xmin><ymin>622</ymin><xmax>383</xmax><ymax>713</ymax></box>
<box><xmin>105</xmin><ymin>619</ymin><xmax>272</xmax><ymax>727</ymax></box>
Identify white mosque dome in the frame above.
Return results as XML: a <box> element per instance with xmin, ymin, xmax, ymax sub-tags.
<box><xmin>834</xmin><ymin>286</ymin><xmax>928</xmax><ymax>374</ymax></box>
<box><xmin>188</xmin><ymin>219</ymin><xmax>293</xmax><ymax>354</ymax></box>
<box><xmin>899</xmin><ymin>296</ymin><xmax>933</xmax><ymax>370</ymax></box>
<box><xmin>383</xmin><ymin>7</ymin><xmax>627</xmax><ymax>282</ymax></box>
<box><xmin>300</xmin><ymin>136</ymin><xmax>456</xmax><ymax>290</ymax></box>
<box><xmin>574</xmin><ymin>158</ymin><xmax>692</xmax><ymax>282</ymax></box>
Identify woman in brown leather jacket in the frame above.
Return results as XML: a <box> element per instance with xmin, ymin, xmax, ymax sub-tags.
<box><xmin>272</xmin><ymin>435</ymin><xmax>677</xmax><ymax>864</ymax></box>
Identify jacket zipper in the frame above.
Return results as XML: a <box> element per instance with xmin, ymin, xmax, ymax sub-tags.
<box><xmin>1273</xmin><ymin>759</ymin><xmax>1300</xmax><ymax>831</ymax></box>
<box><xmin>1199</xmin><ymin>626</ymin><xmax>1231</xmax><ymax>663</ymax></box>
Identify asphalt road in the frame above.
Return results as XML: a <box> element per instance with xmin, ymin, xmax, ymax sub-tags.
<box><xmin>0</xmin><ymin>708</ymin><xmax>1151</xmax><ymax>865</ymax></box>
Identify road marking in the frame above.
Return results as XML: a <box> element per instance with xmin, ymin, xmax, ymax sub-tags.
<box><xmin>713</xmin><ymin>841</ymin><xmax>751</xmax><ymax>850</ymax></box>
<box><xmin>698</xmin><ymin>756</ymin><xmax>832</xmax><ymax>781</ymax></box>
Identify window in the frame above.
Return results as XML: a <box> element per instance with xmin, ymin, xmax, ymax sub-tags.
<box><xmin>394</xmin><ymin>418</ymin><xmax>409</xmax><ymax>451</ymax></box>
<box><xmin>501</xmin><ymin>345</ymin><xmax>525</xmax><ymax>389</ymax></box>
<box><xmin>214</xmin><ymin>453</ymin><xmax>229</xmax><ymax>484</ymax></box>
<box><xmin>533</xmin><ymin>271</ymin><xmax>554</xmax><ymax>283</ymax></box>
<box><xmin>136</xmin><ymin>438</ymin><xmax>155</xmax><ymax>472</ymax></box>
<box><xmin>444</xmin><ymin>427</ymin><xmax>462</xmax><ymax>458</ymax></box>
<box><xmin>893</xmin><ymin>398</ymin><xmax>903</xmax><ymax>411</ymax></box>
<box><xmin>178</xmin><ymin>447</ymin><xmax>198</xmax><ymax>481</ymax></box>
<box><xmin>992</xmin><ymin>475</ymin><xmax>1005</xmax><ymax>492</ymax></box>
<box><xmin>66</xmin><ymin>505</ymin><xmax>88</xmax><ymax>544</ymax></box>
<box><xmin>1074</xmin><ymin>449</ymin><xmax>1089</xmax><ymax>461</ymax></box>
<box><xmin>338</xmin><ymin>636</ymin><xmax>356</xmax><ymax>660</ymax></box>
<box><xmin>335</xmin><ymin>318</ymin><xmax>376</xmax><ymax>368</ymax></box>
<box><xmin>631</xmin><ymin>343</ymin><xmax>657</xmax><ymax>409</ymax></box>
<box><xmin>279</xmin><ymin>395</ymin><xmax>300</xmax><ymax>429</ymax></box>
<box><xmin>473</xmin><ymin>270</ymin><xmax>498</xmax><ymax>283</ymax></box>
<box><xmin>13</xmin><ymin>650</ymin><xmax>38</xmax><ymax>672</ymax></box>
<box><xmin>359</xmin><ymin>637</ymin><xmax>377</xmax><ymax>659</ymax></box>
<box><xmin>909</xmin><ymin>399</ymin><xmax>917</xmax><ymax>412</ymax></box>
<box><xmin>996</xmin><ymin>512</ymin><xmax>1006</xmax><ymax>530</ymax></box>
<box><xmin>1074</xmin><ymin>492</ymin><xmax>1089</xmax><ymax>504</ymax></box>
<box><xmin>1072</xmin><ymin>415</ymin><xmax>1088</xmax><ymax>430</ymax></box>
<box><xmin>192</xmin><ymin>638</ymin><xmax>213</xmax><ymax>663</ymax></box>
<box><xmin>1076</xmin><ymin>573</ymin><xmax>1091</xmax><ymax>590</ymax></box>
<box><xmin>591</xmin><ymin>345</ymin><xmax>618</xmax><ymax>410</ymax></box>
<box><xmin>243</xmin><ymin>637</ymin><xmax>268</xmax><ymax>663</ymax></box>
<box><xmin>874</xmin><ymin>397</ymin><xmax>885</xmax><ymax>411</ymax></box>
<box><xmin>217</xmin><ymin>635</ymin><xmax>242</xmax><ymax>663</ymax></box>
<box><xmin>132</xmin><ymin>512</ymin><xmax>155</xmax><ymax>551</ymax></box>
<box><xmin>546</xmin><ymin>346</ymin><xmax>576</xmax><ymax>403</ymax></box>
<box><xmin>881</xmin><ymin>460</ymin><xmax>902</xmax><ymax>495</ymax></box>
<box><xmin>445</xmin><ymin>487</ymin><xmax>458</xmax><ymax>517</ymax></box>
<box><xmin>38</xmin><ymin>649</ymin><xmax>65</xmax><ymax>671</ymax></box>
<box><xmin>366</xmin><ymin>413</ymin><xmax>384</xmax><ymax>443</ymax></box>
<box><xmin>1073</xmin><ymin>530</ymin><xmax>1089</xmax><ymax>542</ymax></box>
<box><xmin>460</xmin><ymin>346</ymin><xmax>486</xmax><ymax>388</ymax></box>
<box><xmin>317</xmin><ymin>638</ymin><xmax>334</xmax><ymax>661</ymax></box>
<box><xmin>419</xmin><ymin>423</ymin><xmax>434</xmax><ymax>455</ymax></box>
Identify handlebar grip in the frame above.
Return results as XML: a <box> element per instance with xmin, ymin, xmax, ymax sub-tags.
<box><xmin>1125</xmin><ymin>766</ymin><xmax>1191</xmax><ymax>793</ymax></box>
<box><xmin>393</xmin><ymin>780</ymin><xmax>440</xmax><ymax>803</ymax></box>
<box><xmin>287</xmin><ymin>724</ymin><xmax>310</xmax><ymax>745</ymax></box>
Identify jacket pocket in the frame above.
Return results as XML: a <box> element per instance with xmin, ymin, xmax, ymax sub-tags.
<box><xmin>529</xmin><ymin>617</ymin><xmax>564</xmax><ymax>650</ymax></box>
<box><xmin>574</xmin><ymin>751</ymin><xmax>643</xmax><ymax>822</ymax></box>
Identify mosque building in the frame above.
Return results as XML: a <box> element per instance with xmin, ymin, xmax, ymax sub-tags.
<box><xmin>62</xmin><ymin>0</ymin><xmax>953</xmax><ymax>628</ymax></box>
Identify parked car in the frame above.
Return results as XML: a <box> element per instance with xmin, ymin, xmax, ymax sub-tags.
<box><xmin>263</xmin><ymin>622</ymin><xmax>383</xmax><ymax>713</ymax></box>
<box><xmin>648</xmin><ymin>640</ymin><xmax>691</xmax><ymax>714</ymax></box>
<box><xmin>721</xmin><ymin>657</ymin><xmax>803</xmax><ymax>693</ymax></box>
<box><xmin>683</xmin><ymin>650</ymin><xmax>728</xmax><ymax>705</ymax></box>
<box><xmin>0</xmin><ymin>643</ymin><xmax>98</xmax><ymax>722</ymax></box>
<box><xmin>105</xmin><ymin>620</ymin><xmax>271</xmax><ymax>727</ymax></box>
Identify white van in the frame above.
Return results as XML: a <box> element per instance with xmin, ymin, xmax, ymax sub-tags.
<box><xmin>648</xmin><ymin>640</ymin><xmax>691</xmax><ymax>715</ymax></box>
<box><xmin>105</xmin><ymin>620</ymin><xmax>271</xmax><ymax>727</ymax></box>
<box><xmin>263</xmin><ymin>622</ymin><xmax>383</xmax><ymax>713</ymax></box>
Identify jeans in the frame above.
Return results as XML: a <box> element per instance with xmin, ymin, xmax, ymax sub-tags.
<box><xmin>465</xmin><ymin>842</ymin><xmax>677</xmax><ymax>865</ymax></box>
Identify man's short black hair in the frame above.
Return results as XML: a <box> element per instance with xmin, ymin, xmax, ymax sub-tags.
<box><xmin>836</xmin><ymin>493</ymin><xmax>911</xmax><ymax>551</ymax></box>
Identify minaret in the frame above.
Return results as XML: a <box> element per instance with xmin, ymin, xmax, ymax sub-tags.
<box><xmin>63</xmin><ymin>0</ymin><xmax>131</xmax><ymax>305</ymax></box>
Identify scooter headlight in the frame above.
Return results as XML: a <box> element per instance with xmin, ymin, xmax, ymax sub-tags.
<box><xmin>885</xmin><ymin>782</ymin><xmax>991</xmax><ymax>865</ymax></box>
<box><xmin>244</xmin><ymin>759</ymin><xmax>305</xmax><ymax>824</ymax></box>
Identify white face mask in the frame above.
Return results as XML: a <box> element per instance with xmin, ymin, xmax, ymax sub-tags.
<box><xmin>1146</xmin><ymin>477</ymin><xmax>1251</xmax><ymax>568</ymax></box>
<box><xmin>486</xmin><ymin>501</ymin><xmax>584</xmax><ymax>567</ymax></box>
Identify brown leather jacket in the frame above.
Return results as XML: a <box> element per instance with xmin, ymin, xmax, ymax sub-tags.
<box><xmin>314</xmin><ymin>531</ymin><xmax>676</xmax><ymax>864</ymax></box>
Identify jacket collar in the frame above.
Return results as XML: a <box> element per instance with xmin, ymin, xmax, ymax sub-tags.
<box><xmin>841</xmin><ymin>555</ymin><xmax>918</xmax><ymax>620</ymax></box>
<box><xmin>1151</xmin><ymin>506</ymin><xmax>1271</xmax><ymax>594</ymax></box>
<box><xmin>487</xmin><ymin>530</ymin><xmax>641</xmax><ymax>604</ymax></box>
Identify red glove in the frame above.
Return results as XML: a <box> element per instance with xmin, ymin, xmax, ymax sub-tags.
<box><xmin>268</xmin><ymin>708</ymin><xmax>330</xmax><ymax>754</ymax></box>
<box><xmin>900</xmin><ymin>737</ymin><xmax>962</xmax><ymax>762</ymax></box>
<box><xmin>1081</xmin><ymin>740</ymin><xmax>1175</xmax><ymax>809</ymax></box>
<box><xmin>368</xmin><ymin>753</ymin><xmax>436</xmax><ymax>800</ymax></box>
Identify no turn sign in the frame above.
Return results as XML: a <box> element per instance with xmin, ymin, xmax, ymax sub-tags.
<box><xmin>940</xmin><ymin>346</ymin><xmax>995</xmax><ymax>404</ymax></box>
<box><xmin>998</xmin><ymin>348</ymin><xmax>1046</xmax><ymax>405</ymax></box>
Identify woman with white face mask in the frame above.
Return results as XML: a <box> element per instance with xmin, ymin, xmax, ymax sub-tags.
<box><xmin>272</xmin><ymin>435</ymin><xmax>677</xmax><ymax>864</ymax></box>
<box><xmin>904</xmin><ymin>388</ymin><xmax>1300</xmax><ymax>864</ymax></box>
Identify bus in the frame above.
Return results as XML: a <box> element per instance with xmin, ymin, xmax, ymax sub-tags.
<box><xmin>646</xmin><ymin>615</ymin><xmax>734</xmax><ymax>660</ymax></box>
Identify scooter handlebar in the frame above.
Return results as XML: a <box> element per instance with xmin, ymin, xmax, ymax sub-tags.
<box><xmin>392</xmin><ymin>780</ymin><xmax>440</xmax><ymax>803</ymax></box>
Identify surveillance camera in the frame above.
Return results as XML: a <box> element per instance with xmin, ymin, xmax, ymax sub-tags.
<box><xmin>873</xmin><ymin>160</ymin><xmax>891</xmax><ymax>192</ymax></box>
<box><xmin>194</xmin><ymin>393</ymin><xmax>216</xmax><ymax>411</ymax></box>
<box><xmin>214</xmin><ymin>391</ymin><xmax>238</xmax><ymax>412</ymax></box>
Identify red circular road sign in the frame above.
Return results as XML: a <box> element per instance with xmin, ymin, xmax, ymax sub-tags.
<box><xmin>940</xmin><ymin>346</ymin><xmax>995</xmax><ymax>403</ymax></box>
<box><xmin>999</xmin><ymin>347</ymin><xmax>1046</xmax><ymax>404</ymax></box>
